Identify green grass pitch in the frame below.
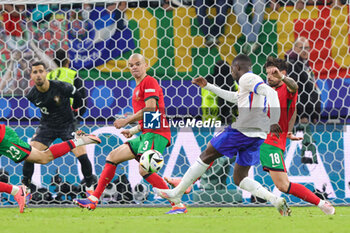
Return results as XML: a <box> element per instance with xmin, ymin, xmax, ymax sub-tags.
<box><xmin>1</xmin><ymin>206</ymin><xmax>350</xmax><ymax>233</ymax></box>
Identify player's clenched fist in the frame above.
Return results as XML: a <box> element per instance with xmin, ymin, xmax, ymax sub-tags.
<box><xmin>114</xmin><ymin>118</ymin><xmax>128</xmax><ymax>129</ymax></box>
<box><xmin>192</xmin><ymin>76</ymin><xmax>207</xmax><ymax>88</ymax></box>
<box><xmin>266</xmin><ymin>67</ymin><xmax>283</xmax><ymax>80</ymax></box>
<box><xmin>287</xmin><ymin>132</ymin><xmax>303</xmax><ymax>141</ymax></box>
<box><xmin>121</xmin><ymin>129</ymin><xmax>133</xmax><ymax>138</ymax></box>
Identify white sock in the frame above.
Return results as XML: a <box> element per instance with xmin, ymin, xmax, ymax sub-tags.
<box><xmin>11</xmin><ymin>185</ymin><xmax>20</xmax><ymax>196</ymax></box>
<box><xmin>318</xmin><ymin>199</ymin><xmax>326</xmax><ymax>207</ymax></box>
<box><xmin>72</xmin><ymin>138</ymin><xmax>84</xmax><ymax>147</ymax></box>
<box><xmin>239</xmin><ymin>177</ymin><xmax>278</xmax><ymax>205</ymax></box>
<box><xmin>173</xmin><ymin>158</ymin><xmax>209</xmax><ymax>196</ymax></box>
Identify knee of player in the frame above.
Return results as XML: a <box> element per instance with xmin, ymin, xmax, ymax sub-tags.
<box><xmin>106</xmin><ymin>150</ymin><xmax>119</xmax><ymax>163</ymax></box>
<box><xmin>38</xmin><ymin>152</ymin><xmax>54</xmax><ymax>164</ymax></box>
<box><xmin>200</xmin><ymin>144</ymin><xmax>220</xmax><ymax>164</ymax></box>
<box><xmin>107</xmin><ymin>144</ymin><xmax>132</xmax><ymax>163</ymax></box>
<box><xmin>106</xmin><ymin>152</ymin><xmax>123</xmax><ymax>166</ymax></box>
<box><xmin>233</xmin><ymin>176</ymin><xmax>243</xmax><ymax>186</ymax></box>
<box><xmin>41</xmin><ymin>157</ymin><xmax>52</xmax><ymax>164</ymax></box>
<box><xmin>35</xmin><ymin>157</ymin><xmax>49</xmax><ymax>164</ymax></box>
<box><xmin>275</xmin><ymin>181</ymin><xmax>290</xmax><ymax>193</ymax></box>
<box><xmin>138</xmin><ymin>165</ymin><xmax>148</xmax><ymax>176</ymax></box>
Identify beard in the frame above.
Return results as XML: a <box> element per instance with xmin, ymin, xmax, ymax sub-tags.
<box><xmin>35</xmin><ymin>79</ymin><xmax>45</xmax><ymax>87</ymax></box>
<box><xmin>268</xmin><ymin>80</ymin><xmax>280</xmax><ymax>87</ymax></box>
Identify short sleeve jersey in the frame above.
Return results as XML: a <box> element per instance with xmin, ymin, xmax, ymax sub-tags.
<box><xmin>132</xmin><ymin>75</ymin><xmax>171</xmax><ymax>145</ymax></box>
<box><xmin>264</xmin><ymin>83</ymin><xmax>297</xmax><ymax>151</ymax></box>
<box><xmin>26</xmin><ymin>80</ymin><xmax>76</xmax><ymax>127</ymax></box>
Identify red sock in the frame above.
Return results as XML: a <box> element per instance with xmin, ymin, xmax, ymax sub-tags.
<box><xmin>144</xmin><ymin>173</ymin><xmax>173</xmax><ymax>205</ymax></box>
<box><xmin>288</xmin><ymin>182</ymin><xmax>320</xmax><ymax>205</ymax></box>
<box><xmin>144</xmin><ymin>173</ymin><xmax>169</xmax><ymax>189</ymax></box>
<box><xmin>0</xmin><ymin>181</ymin><xmax>13</xmax><ymax>194</ymax></box>
<box><xmin>92</xmin><ymin>162</ymin><xmax>116</xmax><ymax>199</ymax></box>
<box><xmin>49</xmin><ymin>140</ymin><xmax>76</xmax><ymax>159</ymax></box>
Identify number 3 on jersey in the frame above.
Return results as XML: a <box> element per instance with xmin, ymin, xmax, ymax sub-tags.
<box><xmin>142</xmin><ymin>141</ymin><xmax>149</xmax><ymax>151</ymax></box>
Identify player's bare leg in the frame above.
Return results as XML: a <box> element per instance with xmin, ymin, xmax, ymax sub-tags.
<box><xmin>270</xmin><ymin>170</ymin><xmax>334</xmax><ymax>215</ymax></box>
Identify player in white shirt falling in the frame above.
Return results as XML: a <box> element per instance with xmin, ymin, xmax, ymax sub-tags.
<box><xmin>154</xmin><ymin>54</ymin><xmax>291</xmax><ymax>216</ymax></box>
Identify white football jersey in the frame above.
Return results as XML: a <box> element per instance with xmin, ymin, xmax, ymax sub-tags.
<box><xmin>232</xmin><ymin>72</ymin><xmax>274</xmax><ymax>139</ymax></box>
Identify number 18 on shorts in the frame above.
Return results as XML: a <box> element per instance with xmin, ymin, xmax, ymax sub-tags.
<box><xmin>260</xmin><ymin>143</ymin><xmax>286</xmax><ymax>172</ymax></box>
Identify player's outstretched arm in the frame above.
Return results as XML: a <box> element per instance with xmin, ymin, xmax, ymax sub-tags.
<box><xmin>193</xmin><ymin>77</ymin><xmax>238</xmax><ymax>103</ymax></box>
<box><xmin>192</xmin><ymin>76</ymin><xmax>208</xmax><ymax>88</ymax></box>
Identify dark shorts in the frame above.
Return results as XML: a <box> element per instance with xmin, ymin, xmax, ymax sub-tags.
<box><xmin>210</xmin><ymin>126</ymin><xmax>265</xmax><ymax>167</ymax></box>
<box><xmin>0</xmin><ymin>126</ymin><xmax>31</xmax><ymax>163</ymax></box>
<box><xmin>32</xmin><ymin>123</ymin><xmax>76</xmax><ymax>147</ymax></box>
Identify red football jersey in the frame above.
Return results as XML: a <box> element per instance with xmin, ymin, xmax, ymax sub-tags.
<box><xmin>264</xmin><ymin>83</ymin><xmax>297</xmax><ymax>151</ymax></box>
<box><xmin>132</xmin><ymin>75</ymin><xmax>171</xmax><ymax>145</ymax></box>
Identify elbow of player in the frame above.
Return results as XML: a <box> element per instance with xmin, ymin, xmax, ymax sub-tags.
<box><xmin>145</xmin><ymin>106</ymin><xmax>157</xmax><ymax>112</ymax></box>
<box><xmin>292</xmin><ymin>84</ymin><xmax>298</xmax><ymax>93</ymax></box>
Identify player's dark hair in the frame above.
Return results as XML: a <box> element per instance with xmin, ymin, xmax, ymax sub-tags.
<box><xmin>31</xmin><ymin>61</ymin><xmax>47</xmax><ymax>70</ymax></box>
<box><xmin>54</xmin><ymin>49</ymin><xmax>69</xmax><ymax>67</ymax></box>
<box><xmin>264</xmin><ymin>56</ymin><xmax>288</xmax><ymax>72</ymax></box>
<box><xmin>232</xmin><ymin>54</ymin><xmax>252</xmax><ymax>69</ymax></box>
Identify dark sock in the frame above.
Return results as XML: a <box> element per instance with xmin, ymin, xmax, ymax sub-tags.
<box><xmin>22</xmin><ymin>161</ymin><xmax>34</xmax><ymax>187</ymax></box>
<box><xmin>77</xmin><ymin>154</ymin><xmax>93</xmax><ymax>186</ymax></box>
